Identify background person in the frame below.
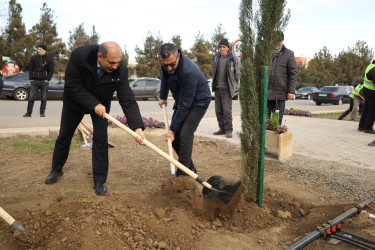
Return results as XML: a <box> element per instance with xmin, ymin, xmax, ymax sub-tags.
<box><xmin>157</xmin><ymin>43</ymin><xmax>211</xmax><ymax>177</ymax></box>
<box><xmin>23</xmin><ymin>44</ymin><xmax>54</xmax><ymax>117</ymax></box>
<box><xmin>267</xmin><ymin>31</ymin><xmax>297</xmax><ymax>125</ymax></box>
<box><xmin>211</xmin><ymin>39</ymin><xmax>241</xmax><ymax>138</ymax></box>
<box><xmin>359</xmin><ymin>58</ymin><xmax>375</xmax><ymax>134</ymax></box>
<box><xmin>45</xmin><ymin>41</ymin><xmax>145</xmax><ymax>196</ymax></box>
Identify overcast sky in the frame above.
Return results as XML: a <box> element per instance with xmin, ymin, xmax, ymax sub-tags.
<box><xmin>2</xmin><ymin>0</ymin><xmax>374</xmax><ymax>63</ymax></box>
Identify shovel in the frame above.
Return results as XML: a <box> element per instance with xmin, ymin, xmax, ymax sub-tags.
<box><xmin>78</xmin><ymin>124</ymin><xmax>92</xmax><ymax>150</ymax></box>
<box><xmin>0</xmin><ymin>207</ymin><xmax>25</xmax><ymax>231</ymax></box>
<box><xmin>162</xmin><ymin>104</ymin><xmax>176</xmax><ymax>176</ymax></box>
<box><xmin>105</xmin><ymin>113</ymin><xmax>242</xmax><ymax>204</ymax></box>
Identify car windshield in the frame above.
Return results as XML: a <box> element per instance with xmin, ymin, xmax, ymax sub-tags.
<box><xmin>320</xmin><ymin>86</ymin><xmax>338</xmax><ymax>92</ymax></box>
<box><xmin>298</xmin><ymin>87</ymin><xmax>311</xmax><ymax>91</ymax></box>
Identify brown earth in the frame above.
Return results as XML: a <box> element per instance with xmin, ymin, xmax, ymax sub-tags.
<box><xmin>0</xmin><ymin>127</ymin><xmax>374</xmax><ymax>249</ymax></box>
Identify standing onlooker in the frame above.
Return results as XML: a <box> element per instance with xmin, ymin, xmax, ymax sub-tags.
<box><xmin>359</xmin><ymin>59</ymin><xmax>375</xmax><ymax>135</ymax></box>
<box><xmin>157</xmin><ymin>43</ymin><xmax>211</xmax><ymax>177</ymax></box>
<box><xmin>267</xmin><ymin>31</ymin><xmax>297</xmax><ymax>125</ymax></box>
<box><xmin>23</xmin><ymin>44</ymin><xmax>54</xmax><ymax>117</ymax></box>
<box><xmin>212</xmin><ymin>39</ymin><xmax>241</xmax><ymax>138</ymax></box>
<box><xmin>45</xmin><ymin>42</ymin><xmax>145</xmax><ymax>195</ymax></box>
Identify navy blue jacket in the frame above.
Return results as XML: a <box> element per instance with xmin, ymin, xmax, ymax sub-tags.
<box><xmin>160</xmin><ymin>51</ymin><xmax>211</xmax><ymax>132</ymax></box>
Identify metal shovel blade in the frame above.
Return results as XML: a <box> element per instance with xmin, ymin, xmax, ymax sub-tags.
<box><xmin>80</xmin><ymin>142</ymin><xmax>92</xmax><ymax>150</ymax></box>
<box><xmin>108</xmin><ymin>141</ymin><xmax>116</xmax><ymax>148</ymax></box>
<box><xmin>202</xmin><ymin>175</ymin><xmax>243</xmax><ymax>204</ymax></box>
<box><xmin>11</xmin><ymin>221</ymin><xmax>25</xmax><ymax>231</ymax></box>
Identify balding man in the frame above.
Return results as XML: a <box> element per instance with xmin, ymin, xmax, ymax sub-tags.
<box><xmin>45</xmin><ymin>42</ymin><xmax>145</xmax><ymax>196</ymax></box>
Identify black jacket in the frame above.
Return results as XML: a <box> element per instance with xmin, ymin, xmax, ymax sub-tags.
<box><xmin>268</xmin><ymin>44</ymin><xmax>298</xmax><ymax>100</ymax></box>
<box><xmin>29</xmin><ymin>54</ymin><xmax>54</xmax><ymax>81</ymax></box>
<box><xmin>63</xmin><ymin>44</ymin><xmax>144</xmax><ymax>131</ymax></box>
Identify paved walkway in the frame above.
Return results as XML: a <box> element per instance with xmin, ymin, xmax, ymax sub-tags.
<box><xmin>1</xmin><ymin>113</ymin><xmax>374</xmax><ymax>170</ymax></box>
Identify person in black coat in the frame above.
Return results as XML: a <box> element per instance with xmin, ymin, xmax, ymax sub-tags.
<box><xmin>23</xmin><ymin>44</ymin><xmax>54</xmax><ymax>117</ymax></box>
<box><xmin>45</xmin><ymin>41</ymin><xmax>146</xmax><ymax>196</ymax></box>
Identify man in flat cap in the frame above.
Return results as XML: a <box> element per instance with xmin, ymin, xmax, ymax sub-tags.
<box><xmin>23</xmin><ymin>44</ymin><xmax>54</xmax><ymax>117</ymax></box>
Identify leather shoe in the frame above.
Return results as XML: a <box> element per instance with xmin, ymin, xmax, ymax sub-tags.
<box><xmin>23</xmin><ymin>113</ymin><xmax>31</xmax><ymax>117</ymax></box>
<box><xmin>364</xmin><ymin>129</ymin><xmax>375</xmax><ymax>134</ymax></box>
<box><xmin>93</xmin><ymin>183</ymin><xmax>107</xmax><ymax>196</ymax></box>
<box><xmin>213</xmin><ymin>129</ymin><xmax>225</xmax><ymax>135</ymax></box>
<box><xmin>40</xmin><ymin>113</ymin><xmax>45</xmax><ymax>117</ymax></box>
<box><xmin>368</xmin><ymin>141</ymin><xmax>375</xmax><ymax>147</ymax></box>
<box><xmin>358</xmin><ymin>127</ymin><xmax>364</xmax><ymax>131</ymax></box>
<box><xmin>45</xmin><ymin>170</ymin><xmax>63</xmax><ymax>184</ymax></box>
<box><xmin>226</xmin><ymin>130</ymin><xmax>232</xmax><ymax>138</ymax></box>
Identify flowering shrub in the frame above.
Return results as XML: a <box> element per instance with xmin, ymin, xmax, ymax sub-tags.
<box><xmin>109</xmin><ymin>116</ymin><xmax>165</xmax><ymax>129</ymax></box>
<box><xmin>284</xmin><ymin>108</ymin><xmax>313</xmax><ymax>117</ymax></box>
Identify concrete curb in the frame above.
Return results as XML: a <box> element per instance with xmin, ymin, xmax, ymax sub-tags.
<box><xmin>0</xmin><ymin>127</ymin><xmax>60</xmax><ymax>138</ymax></box>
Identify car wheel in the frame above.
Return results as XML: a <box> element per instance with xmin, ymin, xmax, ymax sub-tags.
<box><xmin>154</xmin><ymin>91</ymin><xmax>160</xmax><ymax>101</ymax></box>
<box><xmin>13</xmin><ymin>88</ymin><xmax>29</xmax><ymax>101</ymax></box>
<box><xmin>315</xmin><ymin>102</ymin><xmax>321</xmax><ymax>106</ymax></box>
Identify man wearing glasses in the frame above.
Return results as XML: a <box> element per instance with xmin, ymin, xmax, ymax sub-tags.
<box><xmin>158</xmin><ymin>43</ymin><xmax>212</xmax><ymax>177</ymax></box>
<box><xmin>45</xmin><ymin>41</ymin><xmax>145</xmax><ymax>196</ymax></box>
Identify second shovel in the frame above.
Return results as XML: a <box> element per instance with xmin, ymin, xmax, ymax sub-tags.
<box><xmin>162</xmin><ymin>104</ymin><xmax>176</xmax><ymax>176</ymax></box>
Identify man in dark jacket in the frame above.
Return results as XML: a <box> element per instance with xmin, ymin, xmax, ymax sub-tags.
<box><xmin>158</xmin><ymin>43</ymin><xmax>211</xmax><ymax>177</ymax></box>
<box><xmin>212</xmin><ymin>39</ymin><xmax>241</xmax><ymax>138</ymax></box>
<box><xmin>45</xmin><ymin>41</ymin><xmax>146</xmax><ymax>196</ymax></box>
<box><xmin>23</xmin><ymin>44</ymin><xmax>54</xmax><ymax>117</ymax></box>
<box><xmin>268</xmin><ymin>32</ymin><xmax>297</xmax><ymax>125</ymax></box>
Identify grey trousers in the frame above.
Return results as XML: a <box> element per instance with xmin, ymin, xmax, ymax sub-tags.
<box><xmin>350</xmin><ymin>95</ymin><xmax>364</xmax><ymax>120</ymax></box>
<box><xmin>214</xmin><ymin>88</ymin><xmax>233</xmax><ymax>131</ymax></box>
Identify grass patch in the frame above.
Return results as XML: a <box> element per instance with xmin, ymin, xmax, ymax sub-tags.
<box><xmin>0</xmin><ymin>197</ymin><xmax>21</xmax><ymax>205</ymax></box>
<box><xmin>12</xmin><ymin>139</ymin><xmax>56</xmax><ymax>151</ymax></box>
<box><xmin>313</xmin><ymin>111</ymin><xmax>361</xmax><ymax>121</ymax></box>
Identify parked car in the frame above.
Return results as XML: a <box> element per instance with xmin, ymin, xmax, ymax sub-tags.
<box><xmin>295</xmin><ymin>87</ymin><xmax>320</xmax><ymax>100</ymax></box>
<box><xmin>0</xmin><ymin>76</ymin><xmax>3</xmax><ymax>92</ymax></box>
<box><xmin>312</xmin><ymin>86</ymin><xmax>351</xmax><ymax>105</ymax></box>
<box><xmin>130</xmin><ymin>77</ymin><xmax>161</xmax><ymax>101</ymax></box>
<box><xmin>0</xmin><ymin>73</ymin><xmax>64</xmax><ymax>101</ymax></box>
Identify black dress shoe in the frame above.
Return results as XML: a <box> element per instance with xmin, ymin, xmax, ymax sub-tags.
<box><xmin>213</xmin><ymin>130</ymin><xmax>225</xmax><ymax>135</ymax></box>
<box><xmin>40</xmin><ymin>113</ymin><xmax>45</xmax><ymax>117</ymax></box>
<box><xmin>45</xmin><ymin>170</ymin><xmax>63</xmax><ymax>184</ymax></box>
<box><xmin>364</xmin><ymin>129</ymin><xmax>375</xmax><ymax>134</ymax></box>
<box><xmin>176</xmin><ymin>168</ymin><xmax>196</xmax><ymax>177</ymax></box>
<box><xmin>358</xmin><ymin>127</ymin><xmax>364</xmax><ymax>131</ymax></box>
<box><xmin>93</xmin><ymin>183</ymin><xmax>107</xmax><ymax>196</ymax></box>
<box><xmin>368</xmin><ymin>141</ymin><xmax>375</xmax><ymax>147</ymax></box>
<box><xmin>23</xmin><ymin>113</ymin><xmax>31</xmax><ymax>117</ymax></box>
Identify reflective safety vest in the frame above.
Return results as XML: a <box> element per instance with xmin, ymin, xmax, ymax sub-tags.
<box><xmin>363</xmin><ymin>63</ymin><xmax>375</xmax><ymax>90</ymax></box>
<box><xmin>351</xmin><ymin>83</ymin><xmax>364</xmax><ymax>99</ymax></box>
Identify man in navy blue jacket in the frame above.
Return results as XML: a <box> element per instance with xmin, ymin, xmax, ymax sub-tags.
<box><xmin>158</xmin><ymin>43</ymin><xmax>211</xmax><ymax>177</ymax></box>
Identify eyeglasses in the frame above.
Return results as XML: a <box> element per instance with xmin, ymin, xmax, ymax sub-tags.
<box><xmin>160</xmin><ymin>54</ymin><xmax>179</xmax><ymax>69</ymax></box>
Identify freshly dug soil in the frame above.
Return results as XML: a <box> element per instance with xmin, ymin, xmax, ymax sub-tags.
<box><xmin>0</xmin><ymin>127</ymin><xmax>374</xmax><ymax>249</ymax></box>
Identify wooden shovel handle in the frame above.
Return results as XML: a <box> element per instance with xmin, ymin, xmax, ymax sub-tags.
<box><xmin>81</xmin><ymin>120</ymin><xmax>94</xmax><ymax>134</ymax></box>
<box><xmin>162</xmin><ymin>104</ymin><xmax>176</xmax><ymax>175</ymax></box>
<box><xmin>104</xmin><ymin>113</ymin><xmax>212</xmax><ymax>189</ymax></box>
<box><xmin>0</xmin><ymin>207</ymin><xmax>16</xmax><ymax>226</ymax></box>
<box><xmin>78</xmin><ymin>124</ymin><xmax>88</xmax><ymax>144</ymax></box>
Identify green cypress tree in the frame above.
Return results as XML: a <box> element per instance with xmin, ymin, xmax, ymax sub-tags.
<box><xmin>239</xmin><ymin>0</ymin><xmax>290</xmax><ymax>202</ymax></box>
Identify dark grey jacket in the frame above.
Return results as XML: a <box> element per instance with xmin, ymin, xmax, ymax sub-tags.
<box><xmin>268</xmin><ymin>45</ymin><xmax>297</xmax><ymax>100</ymax></box>
<box><xmin>212</xmin><ymin>51</ymin><xmax>241</xmax><ymax>98</ymax></box>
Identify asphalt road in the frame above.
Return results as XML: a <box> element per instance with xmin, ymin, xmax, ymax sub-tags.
<box><xmin>0</xmin><ymin>98</ymin><xmax>347</xmax><ymax>119</ymax></box>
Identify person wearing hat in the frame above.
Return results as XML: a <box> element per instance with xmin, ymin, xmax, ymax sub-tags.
<box><xmin>23</xmin><ymin>44</ymin><xmax>54</xmax><ymax>117</ymax></box>
<box><xmin>359</xmin><ymin>58</ymin><xmax>375</xmax><ymax>138</ymax></box>
<box><xmin>211</xmin><ymin>39</ymin><xmax>241</xmax><ymax>138</ymax></box>
<box><xmin>267</xmin><ymin>31</ymin><xmax>297</xmax><ymax>125</ymax></box>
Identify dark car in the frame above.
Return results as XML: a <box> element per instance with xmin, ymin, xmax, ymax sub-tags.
<box><xmin>0</xmin><ymin>76</ymin><xmax>3</xmax><ymax>92</ymax></box>
<box><xmin>295</xmin><ymin>87</ymin><xmax>319</xmax><ymax>100</ymax></box>
<box><xmin>312</xmin><ymin>86</ymin><xmax>351</xmax><ymax>105</ymax></box>
<box><xmin>0</xmin><ymin>73</ymin><xmax>64</xmax><ymax>101</ymax></box>
<box><xmin>130</xmin><ymin>78</ymin><xmax>161</xmax><ymax>101</ymax></box>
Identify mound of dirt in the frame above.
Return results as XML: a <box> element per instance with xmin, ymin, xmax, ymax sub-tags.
<box><xmin>0</xmin><ymin>127</ymin><xmax>374</xmax><ymax>249</ymax></box>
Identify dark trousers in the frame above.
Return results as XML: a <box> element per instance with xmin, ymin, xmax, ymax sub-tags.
<box><xmin>51</xmin><ymin>103</ymin><xmax>109</xmax><ymax>184</ymax></box>
<box><xmin>267</xmin><ymin>100</ymin><xmax>286</xmax><ymax>125</ymax></box>
<box><xmin>214</xmin><ymin>88</ymin><xmax>233</xmax><ymax>131</ymax></box>
<box><xmin>26</xmin><ymin>80</ymin><xmax>49</xmax><ymax>114</ymax></box>
<box><xmin>338</xmin><ymin>98</ymin><xmax>354</xmax><ymax>120</ymax></box>
<box><xmin>172</xmin><ymin>106</ymin><xmax>207</xmax><ymax>175</ymax></box>
<box><xmin>359</xmin><ymin>88</ymin><xmax>375</xmax><ymax>130</ymax></box>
